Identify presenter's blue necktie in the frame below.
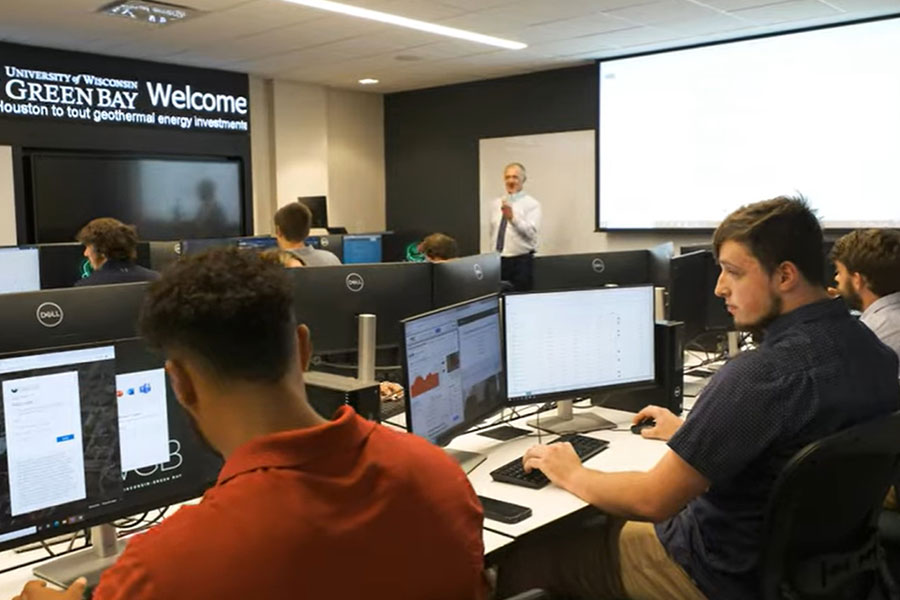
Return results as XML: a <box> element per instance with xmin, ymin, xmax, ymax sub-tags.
<box><xmin>495</xmin><ymin>204</ymin><xmax>508</xmax><ymax>252</ymax></box>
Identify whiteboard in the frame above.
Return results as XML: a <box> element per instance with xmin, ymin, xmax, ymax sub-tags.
<box><xmin>479</xmin><ymin>130</ymin><xmax>595</xmax><ymax>256</ymax></box>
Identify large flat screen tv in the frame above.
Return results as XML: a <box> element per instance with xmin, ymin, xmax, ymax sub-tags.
<box><xmin>29</xmin><ymin>153</ymin><xmax>244</xmax><ymax>242</ymax></box>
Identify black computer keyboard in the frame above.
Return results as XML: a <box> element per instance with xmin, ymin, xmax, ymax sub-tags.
<box><xmin>489</xmin><ymin>434</ymin><xmax>610</xmax><ymax>489</ymax></box>
<box><xmin>380</xmin><ymin>398</ymin><xmax>406</xmax><ymax>420</ymax></box>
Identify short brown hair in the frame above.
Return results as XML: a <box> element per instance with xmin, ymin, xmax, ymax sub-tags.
<box><xmin>420</xmin><ymin>233</ymin><xmax>458</xmax><ymax>261</ymax></box>
<box><xmin>139</xmin><ymin>248</ymin><xmax>296</xmax><ymax>382</ymax></box>
<box><xmin>76</xmin><ymin>217</ymin><xmax>139</xmax><ymax>261</ymax></box>
<box><xmin>274</xmin><ymin>203</ymin><xmax>313</xmax><ymax>242</ymax></box>
<box><xmin>831</xmin><ymin>229</ymin><xmax>900</xmax><ymax>297</ymax></box>
<box><xmin>713</xmin><ymin>195</ymin><xmax>825</xmax><ymax>286</ymax></box>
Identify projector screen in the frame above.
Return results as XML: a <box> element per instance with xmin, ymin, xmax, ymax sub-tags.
<box><xmin>598</xmin><ymin>17</ymin><xmax>900</xmax><ymax>230</ymax></box>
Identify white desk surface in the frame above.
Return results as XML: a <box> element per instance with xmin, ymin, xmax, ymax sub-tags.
<box><xmin>483</xmin><ymin>529</ymin><xmax>515</xmax><ymax>556</ymax></box>
<box><xmin>455</xmin><ymin>406</ymin><xmax>668</xmax><ymax>538</ymax></box>
<box><xmin>0</xmin><ymin>544</ymin><xmax>52</xmax><ymax>598</ymax></box>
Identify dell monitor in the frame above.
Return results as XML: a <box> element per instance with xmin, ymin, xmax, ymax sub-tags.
<box><xmin>305</xmin><ymin>235</ymin><xmax>343</xmax><ymax>262</ymax></box>
<box><xmin>179</xmin><ymin>238</ymin><xmax>238</xmax><ymax>256</ymax></box>
<box><xmin>382</xmin><ymin>231</ymin><xmax>428</xmax><ymax>263</ymax></box>
<box><xmin>531</xmin><ymin>250</ymin><xmax>651</xmax><ymax>291</ymax></box>
<box><xmin>649</xmin><ymin>242</ymin><xmax>675</xmax><ymax>288</ymax></box>
<box><xmin>669</xmin><ymin>250</ymin><xmax>732</xmax><ymax>347</ymax></box>
<box><xmin>297</xmin><ymin>196</ymin><xmax>328</xmax><ymax>229</ymax></box>
<box><xmin>503</xmin><ymin>286</ymin><xmax>656</xmax><ymax>433</ymax></box>
<box><xmin>0</xmin><ymin>283</ymin><xmax>149</xmax><ymax>356</ymax></box>
<box><xmin>0</xmin><ymin>247</ymin><xmax>41</xmax><ymax>295</ymax></box>
<box><xmin>0</xmin><ymin>338</ymin><xmax>222</xmax><ymax>587</ymax></box>
<box><xmin>236</xmin><ymin>236</ymin><xmax>278</xmax><ymax>251</ymax></box>
<box><xmin>148</xmin><ymin>241</ymin><xmax>181</xmax><ymax>272</ymax></box>
<box><xmin>432</xmin><ymin>253</ymin><xmax>501</xmax><ymax>309</ymax></box>
<box><xmin>289</xmin><ymin>262</ymin><xmax>432</xmax><ymax>355</ymax></box>
<box><xmin>38</xmin><ymin>243</ymin><xmax>151</xmax><ymax>289</ymax></box>
<box><xmin>342</xmin><ymin>234</ymin><xmax>383</xmax><ymax>264</ymax></box>
<box><xmin>401</xmin><ymin>295</ymin><xmax>504</xmax><ymax>472</ymax></box>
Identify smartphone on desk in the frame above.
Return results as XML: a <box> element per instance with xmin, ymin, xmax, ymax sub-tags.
<box><xmin>478</xmin><ymin>495</ymin><xmax>532</xmax><ymax>524</ymax></box>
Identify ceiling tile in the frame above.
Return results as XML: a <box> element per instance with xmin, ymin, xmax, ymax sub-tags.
<box><xmin>606</xmin><ymin>0</ymin><xmax>733</xmax><ymax>24</ymax></box>
<box><xmin>344</xmin><ymin>0</ymin><xmax>470</xmax><ymax>20</ymax></box>
<box><xmin>589</xmin><ymin>24</ymin><xmax>687</xmax><ymax>47</ymax></box>
<box><xmin>436</xmin><ymin>0</ymin><xmax>519</xmax><ymax>10</ymax></box>
<box><xmin>519</xmin><ymin>14</ymin><xmax>643</xmax><ymax>44</ymax></box>
<box><xmin>728</xmin><ymin>0</ymin><xmax>842</xmax><ymax>24</ymax></box>
<box><xmin>827</xmin><ymin>0</ymin><xmax>900</xmax><ymax>9</ymax></box>
<box><xmin>696</xmin><ymin>0</ymin><xmax>800</xmax><ymax>10</ymax></box>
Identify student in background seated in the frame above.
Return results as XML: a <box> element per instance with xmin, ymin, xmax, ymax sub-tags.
<box><xmin>261</xmin><ymin>248</ymin><xmax>304</xmax><ymax>268</ymax></box>
<box><xmin>496</xmin><ymin>196</ymin><xmax>900</xmax><ymax>600</ymax></box>
<box><xmin>830</xmin><ymin>228</ymin><xmax>900</xmax><ymax>362</ymax></box>
<box><xmin>14</xmin><ymin>249</ymin><xmax>485</xmax><ymax>600</ymax></box>
<box><xmin>273</xmin><ymin>203</ymin><xmax>341</xmax><ymax>267</ymax></box>
<box><xmin>74</xmin><ymin>218</ymin><xmax>160</xmax><ymax>286</ymax></box>
<box><xmin>419</xmin><ymin>233</ymin><xmax>459</xmax><ymax>262</ymax></box>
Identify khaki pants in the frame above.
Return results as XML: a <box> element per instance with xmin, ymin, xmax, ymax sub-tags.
<box><xmin>495</xmin><ymin>519</ymin><xmax>705</xmax><ymax>600</ymax></box>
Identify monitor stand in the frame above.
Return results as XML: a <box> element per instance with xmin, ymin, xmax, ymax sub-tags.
<box><xmin>527</xmin><ymin>400</ymin><xmax>616</xmax><ymax>435</ymax></box>
<box><xmin>34</xmin><ymin>524</ymin><xmax>126</xmax><ymax>590</ymax></box>
<box><xmin>445</xmin><ymin>448</ymin><xmax>487</xmax><ymax>474</ymax></box>
<box><xmin>727</xmin><ymin>331</ymin><xmax>742</xmax><ymax>358</ymax></box>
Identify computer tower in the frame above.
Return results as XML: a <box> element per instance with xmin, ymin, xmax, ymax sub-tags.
<box><xmin>593</xmin><ymin>320</ymin><xmax>685</xmax><ymax>416</ymax></box>
<box><xmin>304</xmin><ymin>371</ymin><xmax>381</xmax><ymax>422</ymax></box>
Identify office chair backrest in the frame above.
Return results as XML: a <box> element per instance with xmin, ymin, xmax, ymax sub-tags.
<box><xmin>760</xmin><ymin>411</ymin><xmax>900</xmax><ymax>599</ymax></box>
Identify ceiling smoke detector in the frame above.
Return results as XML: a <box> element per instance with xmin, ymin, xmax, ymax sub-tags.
<box><xmin>99</xmin><ymin>1</ymin><xmax>198</xmax><ymax>26</ymax></box>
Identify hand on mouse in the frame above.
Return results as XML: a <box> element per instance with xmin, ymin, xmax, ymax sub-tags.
<box><xmin>632</xmin><ymin>405</ymin><xmax>683</xmax><ymax>441</ymax></box>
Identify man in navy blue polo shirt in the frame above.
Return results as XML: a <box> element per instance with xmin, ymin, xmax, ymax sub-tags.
<box><xmin>496</xmin><ymin>196</ymin><xmax>900</xmax><ymax>599</ymax></box>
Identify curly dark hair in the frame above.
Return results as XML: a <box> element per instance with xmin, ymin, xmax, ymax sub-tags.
<box><xmin>76</xmin><ymin>217</ymin><xmax>139</xmax><ymax>261</ymax></box>
<box><xmin>831</xmin><ymin>229</ymin><xmax>900</xmax><ymax>297</ymax></box>
<box><xmin>138</xmin><ymin>248</ymin><xmax>297</xmax><ymax>382</ymax></box>
<box><xmin>713</xmin><ymin>195</ymin><xmax>825</xmax><ymax>286</ymax></box>
<box><xmin>419</xmin><ymin>233</ymin><xmax>459</xmax><ymax>261</ymax></box>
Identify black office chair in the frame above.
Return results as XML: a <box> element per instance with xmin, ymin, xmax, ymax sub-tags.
<box><xmin>878</xmin><ymin>476</ymin><xmax>900</xmax><ymax>582</ymax></box>
<box><xmin>759</xmin><ymin>411</ymin><xmax>900</xmax><ymax>600</ymax></box>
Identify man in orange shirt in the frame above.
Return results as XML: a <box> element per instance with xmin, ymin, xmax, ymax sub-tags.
<box><xmin>14</xmin><ymin>249</ymin><xmax>485</xmax><ymax>600</ymax></box>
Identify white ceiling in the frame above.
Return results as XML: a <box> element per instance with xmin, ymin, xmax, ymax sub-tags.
<box><xmin>1</xmin><ymin>0</ymin><xmax>898</xmax><ymax>93</ymax></box>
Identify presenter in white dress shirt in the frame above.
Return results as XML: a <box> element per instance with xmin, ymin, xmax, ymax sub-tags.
<box><xmin>490</xmin><ymin>162</ymin><xmax>542</xmax><ymax>291</ymax></box>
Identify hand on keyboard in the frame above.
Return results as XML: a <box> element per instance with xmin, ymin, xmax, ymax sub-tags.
<box><xmin>523</xmin><ymin>440</ymin><xmax>584</xmax><ymax>488</ymax></box>
<box><xmin>490</xmin><ymin>434</ymin><xmax>609</xmax><ymax>489</ymax></box>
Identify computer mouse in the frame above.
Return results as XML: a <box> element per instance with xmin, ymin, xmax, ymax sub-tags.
<box><xmin>631</xmin><ymin>418</ymin><xmax>656</xmax><ymax>435</ymax></box>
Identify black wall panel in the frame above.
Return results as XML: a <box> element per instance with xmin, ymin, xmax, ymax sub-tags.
<box><xmin>0</xmin><ymin>41</ymin><xmax>252</xmax><ymax>243</ymax></box>
<box><xmin>384</xmin><ymin>65</ymin><xmax>597</xmax><ymax>254</ymax></box>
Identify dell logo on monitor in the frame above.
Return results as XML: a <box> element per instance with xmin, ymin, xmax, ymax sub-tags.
<box><xmin>473</xmin><ymin>264</ymin><xmax>484</xmax><ymax>280</ymax></box>
<box><xmin>591</xmin><ymin>258</ymin><xmax>606</xmax><ymax>274</ymax></box>
<box><xmin>345</xmin><ymin>273</ymin><xmax>364</xmax><ymax>292</ymax></box>
<box><xmin>36</xmin><ymin>302</ymin><xmax>64</xmax><ymax>328</ymax></box>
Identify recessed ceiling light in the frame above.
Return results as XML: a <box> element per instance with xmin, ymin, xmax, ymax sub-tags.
<box><xmin>358</xmin><ymin>78</ymin><xmax>379</xmax><ymax>85</ymax></box>
<box><xmin>282</xmin><ymin>0</ymin><xmax>527</xmax><ymax>50</ymax></box>
<box><xmin>99</xmin><ymin>0</ymin><xmax>197</xmax><ymax>26</ymax></box>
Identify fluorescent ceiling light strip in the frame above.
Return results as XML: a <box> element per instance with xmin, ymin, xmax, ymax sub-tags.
<box><xmin>283</xmin><ymin>0</ymin><xmax>527</xmax><ymax>50</ymax></box>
